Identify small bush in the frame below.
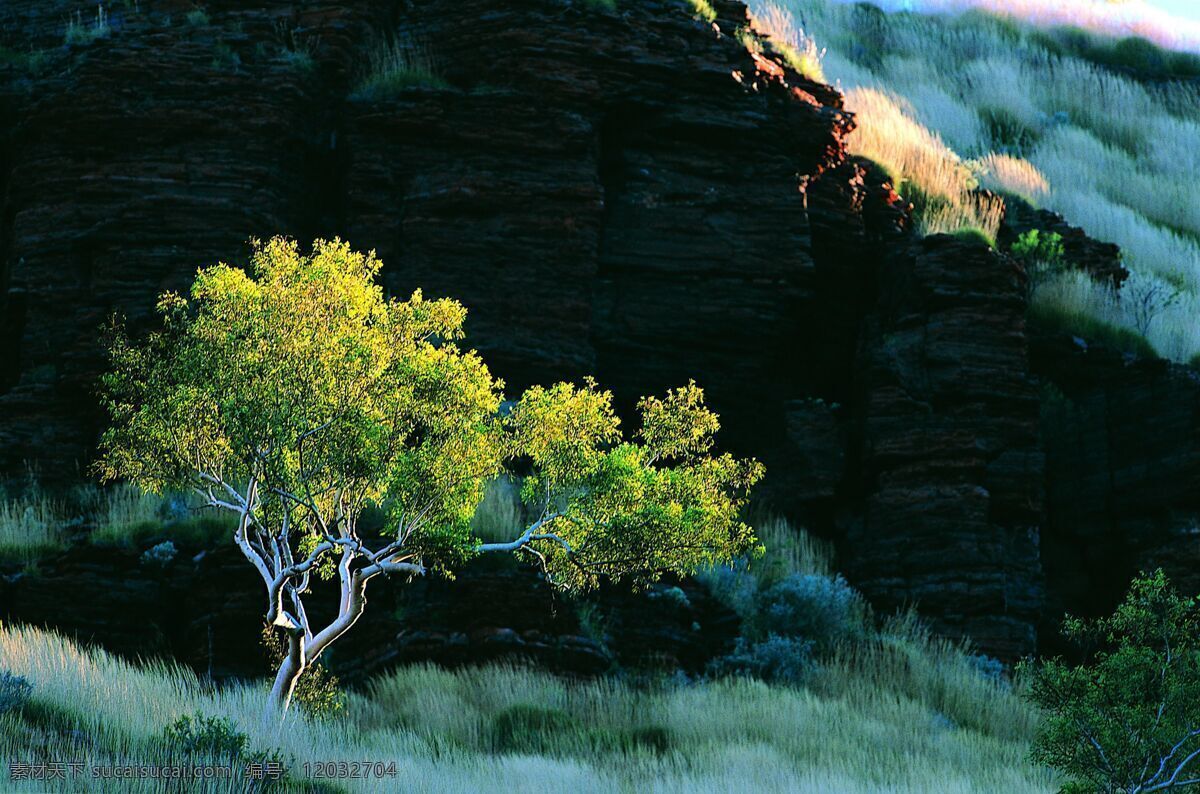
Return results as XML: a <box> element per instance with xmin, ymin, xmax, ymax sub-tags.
<box><xmin>752</xmin><ymin>573</ymin><xmax>870</xmax><ymax>651</ymax></box>
<box><xmin>951</xmin><ymin>227</ymin><xmax>995</xmax><ymax>248</ymax></box>
<box><xmin>1020</xmin><ymin>570</ymin><xmax>1200</xmax><ymax>793</ymax></box>
<box><xmin>0</xmin><ymin>672</ymin><xmax>32</xmax><ymax>715</ymax></box>
<box><xmin>211</xmin><ymin>43</ymin><xmax>241</xmax><ymax>71</ymax></box>
<box><xmin>140</xmin><ymin>540</ymin><xmax>177</xmax><ymax>569</ymax></box>
<box><xmin>1011</xmin><ymin>229</ymin><xmax>1065</xmax><ymax>267</ymax></box>
<box><xmin>708</xmin><ymin>635</ymin><xmax>815</xmax><ymax>686</ymax></box>
<box><xmin>186</xmin><ymin>9</ymin><xmax>210</xmax><ymax>27</ymax></box>
<box><xmin>163</xmin><ymin>712</ymin><xmax>247</xmax><ymax>759</ymax></box>
<box><xmin>980</xmin><ymin>105</ymin><xmax>1038</xmax><ymax>152</ymax></box>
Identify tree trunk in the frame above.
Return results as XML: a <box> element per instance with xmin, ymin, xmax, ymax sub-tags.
<box><xmin>264</xmin><ymin>630</ymin><xmax>305</xmax><ymax>724</ymax></box>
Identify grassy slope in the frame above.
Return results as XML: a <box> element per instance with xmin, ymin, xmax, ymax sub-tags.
<box><xmin>752</xmin><ymin>0</ymin><xmax>1200</xmax><ymax>361</ymax></box>
<box><xmin>0</xmin><ymin>620</ymin><xmax>1054</xmax><ymax>793</ymax></box>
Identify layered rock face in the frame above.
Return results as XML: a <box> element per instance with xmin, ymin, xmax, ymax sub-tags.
<box><xmin>848</xmin><ymin>236</ymin><xmax>1044</xmax><ymax>656</ymax></box>
<box><xmin>0</xmin><ymin>0</ymin><xmax>848</xmax><ymax>475</ymax></box>
<box><xmin>6</xmin><ymin>0</ymin><xmax>1179</xmax><ymax>664</ymax></box>
<box><xmin>1032</xmin><ymin>335</ymin><xmax>1200</xmax><ymax>652</ymax></box>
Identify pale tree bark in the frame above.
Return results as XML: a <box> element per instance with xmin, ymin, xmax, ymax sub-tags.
<box><xmin>193</xmin><ymin>456</ymin><xmax>576</xmax><ymax>724</ymax></box>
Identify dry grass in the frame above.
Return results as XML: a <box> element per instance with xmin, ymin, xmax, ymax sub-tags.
<box><xmin>0</xmin><ymin>621</ymin><xmax>1056</xmax><ymax>792</ymax></box>
<box><xmin>821</xmin><ymin>0</ymin><xmax>1200</xmax><ymax>55</ymax></box>
<box><xmin>749</xmin><ymin>3</ymin><xmax>827</xmax><ymax>82</ymax></box>
<box><xmin>765</xmin><ymin>0</ymin><xmax>1200</xmax><ymax>362</ymax></box>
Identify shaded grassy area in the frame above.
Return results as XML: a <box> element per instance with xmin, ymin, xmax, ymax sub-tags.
<box><xmin>1028</xmin><ymin>300</ymin><xmax>1157</xmax><ymax>359</ymax></box>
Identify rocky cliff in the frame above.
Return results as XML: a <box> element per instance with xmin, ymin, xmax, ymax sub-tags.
<box><xmin>2</xmin><ymin>0</ymin><xmax>1195</xmax><ymax>664</ymax></box>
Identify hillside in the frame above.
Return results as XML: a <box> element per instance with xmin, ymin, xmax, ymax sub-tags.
<box><xmin>0</xmin><ymin>0</ymin><xmax>1197</xmax><ymax>699</ymax></box>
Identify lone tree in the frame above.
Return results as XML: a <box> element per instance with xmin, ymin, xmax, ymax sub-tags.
<box><xmin>1021</xmin><ymin>570</ymin><xmax>1200</xmax><ymax>793</ymax></box>
<box><xmin>97</xmin><ymin>237</ymin><xmax>762</xmax><ymax>719</ymax></box>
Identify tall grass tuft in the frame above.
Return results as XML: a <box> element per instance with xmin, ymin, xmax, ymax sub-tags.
<box><xmin>351</xmin><ymin>35</ymin><xmax>449</xmax><ymax>99</ymax></box>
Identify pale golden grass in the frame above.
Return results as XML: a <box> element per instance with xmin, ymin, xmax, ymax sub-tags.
<box><xmin>0</xmin><ymin>491</ymin><xmax>66</xmax><ymax>562</ymax></box>
<box><xmin>0</xmin><ymin>619</ymin><xmax>1056</xmax><ymax>793</ymax></box>
<box><xmin>773</xmin><ymin>0</ymin><xmax>1200</xmax><ymax>362</ymax></box>
<box><xmin>750</xmin><ymin>514</ymin><xmax>834</xmax><ymax>581</ymax></box>
<box><xmin>749</xmin><ymin>3</ymin><xmax>827</xmax><ymax>82</ymax></box>
<box><xmin>841</xmin><ymin>87</ymin><xmax>1003</xmax><ymax>241</ymax></box>
<box><xmin>822</xmin><ymin>0</ymin><xmax>1200</xmax><ymax>55</ymax></box>
<box><xmin>972</xmin><ymin>153</ymin><xmax>1049</xmax><ymax>206</ymax></box>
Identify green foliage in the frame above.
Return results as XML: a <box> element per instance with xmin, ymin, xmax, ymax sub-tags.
<box><xmin>0</xmin><ymin>672</ymin><xmax>31</xmax><ymax>715</ymax></box>
<box><xmin>1020</xmin><ymin>570</ymin><xmax>1200</xmax><ymax>793</ymax></box>
<box><xmin>1012</xmin><ymin>229</ymin><xmax>1066</xmax><ymax>267</ymax></box>
<box><xmin>750</xmin><ymin>573</ymin><xmax>869</xmax><ymax>652</ymax></box>
<box><xmin>97</xmin><ymin>236</ymin><xmax>505</xmax><ymax>571</ymax></box>
<box><xmin>97</xmin><ymin>237</ymin><xmax>757</xmax><ymax>593</ymax></box>
<box><xmin>708</xmin><ymin>635</ymin><xmax>816</xmax><ymax>686</ymax></box>
<box><xmin>951</xmin><ymin>227</ymin><xmax>995</xmax><ymax>248</ymax></box>
<box><xmin>505</xmin><ymin>379</ymin><xmax>763</xmax><ymax>589</ymax></box>
<box><xmin>0</xmin><ymin>46</ymin><xmax>49</xmax><ymax>75</ymax></box>
<box><xmin>186</xmin><ymin>9</ymin><xmax>210</xmax><ymax>27</ymax></box>
<box><xmin>351</xmin><ymin>37</ymin><xmax>450</xmax><ymax>100</ymax></box>
<box><xmin>261</xmin><ymin>627</ymin><xmax>344</xmax><ymax>720</ymax></box>
<box><xmin>163</xmin><ymin>712</ymin><xmax>247</xmax><ymax>759</ymax></box>
<box><xmin>1032</xmin><ymin>26</ymin><xmax>1200</xmax><ymax>81</ymax></box>
<box><xmin>580</xmin><ymin>0</ymin><xmax>617</xmax><ymax>10</ymax></box>
<box><xmin>686</xmin><ymin>0</ymin><xmax>717</xmax><ymax>24</ymax></box>
<box><xmin>1028</xmin><ymin>301</ymin><xmax>1157</xmax><ymax>360</ymax></box>
<box><xmin>1012</xmin><ymin>229</ymin><xmax>1068</xmax><ymax>297</ymax></box>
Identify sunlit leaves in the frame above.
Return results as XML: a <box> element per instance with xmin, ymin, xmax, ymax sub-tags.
<box><xmin>97</xmin><ymin>236</ymin><xmax>762</xmax><ymax>590</ymax></box>
<box><xmin>97</xmin><ymin>237</ymin><xmax>504</xmax><ymax>561</ymax></box>
<box><xmin>506</xmin><ymin>382</ymin><xmax>763</xmax><ymax>590</ymax></box>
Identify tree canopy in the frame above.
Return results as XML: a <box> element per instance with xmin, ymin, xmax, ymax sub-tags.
<box><xmin>97</xmin><ymin>236</ymin><xmax>761</xmax><ymax>603</ymax></box>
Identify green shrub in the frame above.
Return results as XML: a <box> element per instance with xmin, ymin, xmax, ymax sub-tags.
<box><xmin>1029</xmin><ymin>301</ymin><xmax>1157</xmax><ymax>360</ymax></box>
<box><xmin>752</xmin><ymin>573</ymin><xmax>869</xmax><ymax>651</ymax></box>
<box><xmin>0</xmin><ymin>672</ymin><xmax>31</xmax><ymax>715</ymax></box>
<box><xmin>64</xmin><ymin>7</ymin><xmax>110</xmax><ymax>46</ymax></box>
<box><xmin>211</xmin><ymin>42</ymin><xmax>241</xmax><ymax>71</ymax></box>
<box><xmin>163</xmin><ymin>712</ymin><xmax>247</xmax><ymax>759</ymax></box>
<box><xmin>951</xmin><ymin>227</ymin><xmax>995</xmax><ymax>248</ymax></box>
<box><xmin>708</xmin><ymin>635</ymin><xmax>815</xmax><ymax>686</ymax></box>
<box><xmin>186</xmin><ymin>9</ymin><xmax>210</xmax><ymax>27</ymax></box>
<box><xmin>1020</xmin><ymin>570</ymin><xmax>1200</xmax><ymax>793</ymax></box>
<box><xmin>1011</xmin><ymin>229</ymin><xmax>1065</xmax><ymax>266</ymax></box>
